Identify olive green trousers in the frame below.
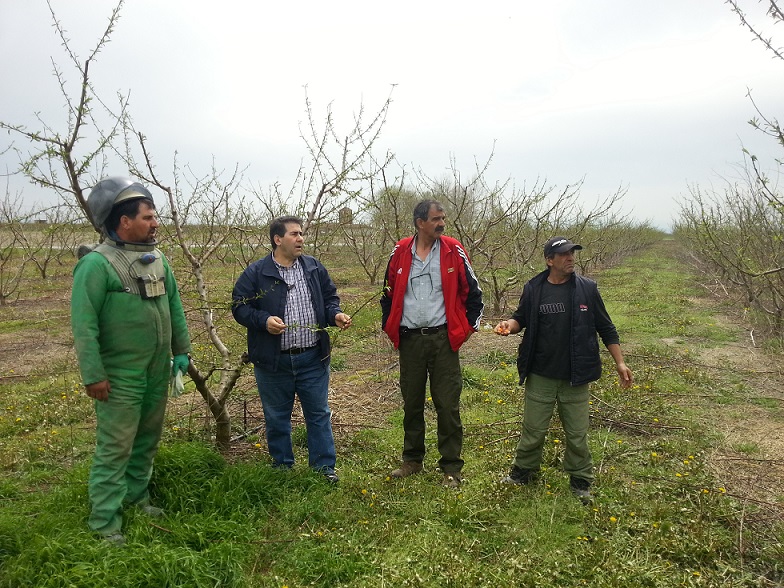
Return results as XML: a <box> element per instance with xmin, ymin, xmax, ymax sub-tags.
<box><xmin>512</xmin><ymin>373</ymin><xmax>593</xmax><ymax>482</ymax></box>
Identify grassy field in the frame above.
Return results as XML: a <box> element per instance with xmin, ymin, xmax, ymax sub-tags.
<box><xmin>0</xmin><ymin>237</ymin><xmax>782</xmax><ymax>587</ymax></box>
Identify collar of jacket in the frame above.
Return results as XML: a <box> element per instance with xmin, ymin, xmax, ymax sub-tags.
<box><xmin>534</xmin><ymin>268</ymin><xmax>577</xmax><ymax>285</ymax></box>
<box><xmin>259</xmin><ymin>252</ymin><xmax>317</xmax><ymax>277</ymax></box>
<box><xmin>104</xmin><ymin>236</ymin><xmax>156</xmax><ymax>253</ymax></box>
<box><xmin>405</xmin><ymin>234</ymin><xmax>456</xmax><ymax>255</ymax></box>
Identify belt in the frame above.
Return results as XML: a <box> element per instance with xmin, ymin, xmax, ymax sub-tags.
<box><xmin>399</xmin><ymin>324</ymin><xmax>447</xmax><ymax>336</ymax></box>
<box><xmin>281</xmin><ymin>345</ymin><xmax>318</xmax><ymax>354</ymax></box>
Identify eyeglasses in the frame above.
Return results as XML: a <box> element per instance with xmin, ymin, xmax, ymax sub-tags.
<box><xmin>279</xmin><ymin>263</ymin><xmax>299</xmax><ymax>291</ymax></box>
<box><xmin>410</xmin><ymin>272</ymin><xmax>433</xmax><ymax>300</ymax></box>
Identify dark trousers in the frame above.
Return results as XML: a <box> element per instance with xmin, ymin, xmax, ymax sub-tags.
<box><xmin>398</xmin><ymin>328</ymin><xmax>464</xmax><ymax>473</ymax></box>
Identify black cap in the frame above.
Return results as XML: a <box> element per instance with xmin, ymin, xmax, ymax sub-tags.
<box><xmin>544</xmin><ymin>236</ymin><xmax>583</xmax><ymax>257</ymax></box>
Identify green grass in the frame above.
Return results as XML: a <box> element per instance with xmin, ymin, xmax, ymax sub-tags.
<box><xmin>0</xmin><ymin>320</ymin><xmax>28</xmax><ymax>335</ymax></box>
<box><xmin>0</xmin><ymin>237</ymin><xmax>782</xmax><ymax>587</ymax></box>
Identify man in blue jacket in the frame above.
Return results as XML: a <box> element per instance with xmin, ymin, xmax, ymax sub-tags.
<box><xmin>232</xmin><ymin>216</ymin><xmax>351</xmax><ymax>482</ymax></box>
<box><xmin>494</xmin><ymin>236</ymin><xmax>633</xmax><ymax>502</ymax></box>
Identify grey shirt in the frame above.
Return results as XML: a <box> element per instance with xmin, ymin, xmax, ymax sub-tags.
<box><xmin>400</xmin><ymin>237</ymin><xmax>447</xmax><ymax>328</ymax></box>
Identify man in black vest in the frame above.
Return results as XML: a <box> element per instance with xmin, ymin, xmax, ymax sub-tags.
<box><xmin>494</xmin><ymin>236</ymin><xmax>633</xmax><ymax>502</ymax></box>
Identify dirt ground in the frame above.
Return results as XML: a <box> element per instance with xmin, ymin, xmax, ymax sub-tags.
<box><xmin>327</xmin><ymin>326</ymin><xmax>516</xmax><ymax>431</ymax></box>
<box><xmin>0</xmin><ymin>289</ymin><xmax>75</xmax><ymax>382</ymax></box>
<box><xmin>690</xmin><ymin>317</ymin><xmax>784</xmax><ymax>516</ymax></box>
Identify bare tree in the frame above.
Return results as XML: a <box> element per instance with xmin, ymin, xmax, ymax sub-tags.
<box><xmin>726</xmin><ymin>0</ymin><xmax>784</xmax><ymax>61</ymax></box>
<box><xmin>346</xmin><ymin>150</ymin><xmax>651</xmax><ymax>313</ymax></box>
<box><xmin>413</xmin><ymin>158</ymin><xmax>641</xmax><ymax>313</ymax></box>
<box><xmin>675</xmin><ymin>1</ymin><xmax>784</xmax><ymax>337</ymax></box>
<box><xmin>0</xmin><ymin>0</ymin><xmax>129</xmax><ymax>228</ymax></box>
<box><xmin>11</xmin><ymin>203</ymin><xmax>84</xmax><ymax>279</ymax></box>
<box><xmin>0</xmin><ymin>1</ymin><xmax>253</xmax><ymax>448</ymax></box>
<box><xmin>344</xmin><ymin>170</ymin><xmax>420</xmax><ymax>285</ymax></box>
<box><xmin>251</xmin><ymin>87</ymin><xmax>397</xmax><ymax>255</ymax></box>
<box><xmin>678</xmin><ymin>171</ymin><xmax>784</xmax><ymax>334</ymax></box>
<box><xmin>0</xmin><ymin>187</ymin><xmax>29</xmax><ymax>305</ymax></box>
<box><xmin>115</xmin><ymin>88</ymin><xmax>400</xmax><ymax>447</ymax></box>
<box><xmin>123</xmin><ymin>131</ymin><xmax>250</xmax><ymax>449</ymax></box>
<box><xmin>1</xmin><ymin>0</ymin><xmax>403</xmax><ymax>448</ymax></box>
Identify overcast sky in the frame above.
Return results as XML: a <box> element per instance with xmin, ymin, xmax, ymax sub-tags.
<box><xmin>2</xmin><ymin>0</ymin><xmax>783</xmax><ymax>230</ymax></box>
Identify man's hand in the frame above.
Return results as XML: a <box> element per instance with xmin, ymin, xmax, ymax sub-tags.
<box><xmin>335</xmin><ymin>313</ymin><xmax>352</xmax><ymax>330</ymax></box>
<box><xmin>607</xmin><ymin>344</ymin><xmax>633</xmax><ymax>389</ymax></box>
<box><xmin>86</xmin><ymin>380</ymin><xmax>111</xmax><ymax>402</ymax></box>
<box><xmin>266</xmin><ymin>316</ymin><xmax>286</xmax><ymax>335</ymax></box>
<box><xmin>494</xmin><ymin>319</ymin><xmax>520</xmax><ymax>336</ymax></box>
<box><xmin>616</xmin><ymin>363</ymin><xmax>633</xmax><ymax>389</ymax></box>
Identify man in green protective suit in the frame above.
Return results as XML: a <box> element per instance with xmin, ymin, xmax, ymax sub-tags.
<box><xmin>71</xmin><ymin>177</ymin><xmax>191</xmax><ymax>545</ymax></box>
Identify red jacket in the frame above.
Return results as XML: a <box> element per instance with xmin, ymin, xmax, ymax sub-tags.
<box><xmin>380</xmin><ymin>235</ymin><xmax>483</xmax><ymax>351</ymax></box>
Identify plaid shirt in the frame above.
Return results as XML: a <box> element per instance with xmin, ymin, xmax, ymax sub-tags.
<box><xmin>274</xmin><ymin>258</ymin><xmax>319</xmax><ymax>350</ymax></box>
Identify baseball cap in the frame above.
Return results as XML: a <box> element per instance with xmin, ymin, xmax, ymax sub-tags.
<box><xmin>543</xmin><ymin>236</ymin><xmax>583</xmax><ymax>257</ymax></box>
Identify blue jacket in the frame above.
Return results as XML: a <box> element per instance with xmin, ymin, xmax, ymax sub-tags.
<box><xmin>512</xmin><ymin>270</ymin><xmax>620</xmax><ymax>386</ymax></box>
<box><xmin>231</xmin><ymin>253</ymin><xmax>343</xmax><ymax>370</ymax></box>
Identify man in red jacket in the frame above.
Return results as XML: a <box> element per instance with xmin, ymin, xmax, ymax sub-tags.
<box><xmin>381</xmin><ymin>200</ymin><xmax>483</xmax><ymax>488</ymax></box>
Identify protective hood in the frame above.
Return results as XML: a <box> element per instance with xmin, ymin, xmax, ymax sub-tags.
<box><xmin>87</xmin><ymin>177</ymin><xmax>154</xmax><ymax>231</ymax></box>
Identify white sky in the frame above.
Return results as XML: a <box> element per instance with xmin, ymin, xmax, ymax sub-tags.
<box><xmin>2</xmin><ymin>0</ymin><xmax>783</xmax><ymax>230</ymax></box>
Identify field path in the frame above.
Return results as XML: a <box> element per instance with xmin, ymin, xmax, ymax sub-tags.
<box><xmin>607</xmin><ymin>239</ymin><xmax>784</xmax><ymax>516</ymax></box>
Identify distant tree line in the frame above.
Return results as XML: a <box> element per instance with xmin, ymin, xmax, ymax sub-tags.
<box><xmin>675</xmin><ymin>0</ymin><xmax>784</xmax><ymax>340</ymax></box>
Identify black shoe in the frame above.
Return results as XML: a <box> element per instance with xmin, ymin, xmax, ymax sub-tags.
<box><xmin>323</xmin><ymin>472</ymin><xmax>339</xmax><ymax>484</ymax></box>
<box><xmin>570</xmin><ymin>476</ymin><xmax>592</xmax><ymax>503</ymax></box>
<box><xmin>501</xmin><ymin>465</ymin><xmax>534</xmax><ymax>485</ymax></box>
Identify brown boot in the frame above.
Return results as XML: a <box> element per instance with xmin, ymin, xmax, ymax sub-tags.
<box><xmin>389</xmin><ymin>461</ymin><xmax>423</xmax><ymax>478</ymax></box>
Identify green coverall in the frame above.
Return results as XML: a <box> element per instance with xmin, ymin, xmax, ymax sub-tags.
<box><xmin>71</xmin><ymin>243</ymin><xmax>190</xmax><ymax>536</ymax></box>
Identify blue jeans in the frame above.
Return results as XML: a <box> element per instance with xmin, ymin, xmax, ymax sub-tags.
<box><xmin>253</xmin><ymin>348</ymin><xmax>336</xmax><ymax>473</ymax></box>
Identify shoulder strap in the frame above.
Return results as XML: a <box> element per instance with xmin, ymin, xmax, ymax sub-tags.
<box><xmin>93</xmin><ymin>243</ymin><xmax>166</xmax><ymax>296</ymax></box>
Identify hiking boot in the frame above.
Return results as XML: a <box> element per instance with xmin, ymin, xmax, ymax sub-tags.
<box><xmin>140</xmin><ymin>505</ymin><xmax>165</xmax><ymax>518</ymax></box>
<box><xmin>323</xmin><ymin>472</ymin><xmax>339</xmax><ymax>484</ymax></box>
<box><xmin>101</xmin><ymin>532</ymin><xmax>126</xmax><ymax>546</ymax></box>
<box><xmin>570</xmin><ymin>477</ymin><xmax>593</xmax><ymax>504</ymax></box>
<box><xmin>501</xmin><ymin>465</ymin><xmax>534</xmax><ymax>485</ymax></box>
<box><xmin>442</xmin><ymin>473</ymin><xmax>462</xmax><ymax>488</ymax></box>
<box><xmin>389</xmin><ymin>461</ymin><xmax>423</xmax><ymax>478</ymax></box>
